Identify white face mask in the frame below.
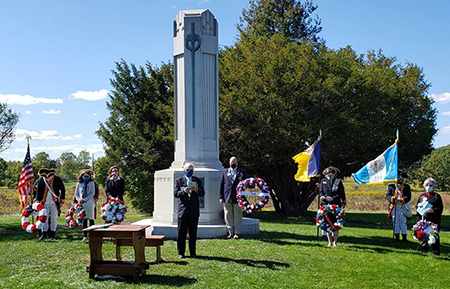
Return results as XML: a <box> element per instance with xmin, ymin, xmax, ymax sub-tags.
<box><xmin>425</xmin><ymin>186</ymin><xmax>434</xmax><ymax>192</ymax></box>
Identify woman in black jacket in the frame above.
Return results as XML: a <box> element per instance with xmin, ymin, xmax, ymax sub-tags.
<box><xmin>416</xmin><ymin>178</ymin><xmax>443</xmax><ymax>255</ymax></box>
<box><xmin>105</xmin><ymin>166</ymin><xmax>125</xmax><ymax>202</ymax></box>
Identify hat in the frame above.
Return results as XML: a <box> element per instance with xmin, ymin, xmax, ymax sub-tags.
<box><xmin>38</xmin><ymin>168</ymin><xmax>56</xmax><ymax>177</ymax></box>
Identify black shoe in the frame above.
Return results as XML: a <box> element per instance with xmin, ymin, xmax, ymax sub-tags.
<box><xmin>190</xmin><ymin>254</ymin><xmax>198</xmax><ymax>258</ymax></box>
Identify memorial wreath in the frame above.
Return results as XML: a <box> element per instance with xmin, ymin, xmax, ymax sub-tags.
<box><xmin>316</xmin><ymin>204</ymin><xmax>345</xmax><ymax>233</ymax></box>
<box><xmin>101</xmin><ymin>198</ymin><xmax>127</xmax><ymax>224</ymax></box>
<box><xmin>65</xmin><ymin>203</ymin><xmax>86</xmax><ymax>228</ymax></box>
<box><xmin>412</xmin><ymin>219</ymin><xmax>439</xmax><ymax>248</ymax></box>
<box><xmin>236</xmin><ymin>177</ymin><xmax>270</xmax><ymax>214</ymax></box>
<box><xmin>21</xmin><ymin>203</ymin><xmax>48</xmax><ymax>233</ymax></box>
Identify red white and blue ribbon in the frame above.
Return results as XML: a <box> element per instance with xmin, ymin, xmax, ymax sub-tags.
<box><xmin>65</xmin><ymin>203</ymin><xmax>86</xmax><ymax>228</ymax></box>
<box><xmin>236</xmin><ymin>177</ymin><xmax>270</xmax><ymax>213</ymax></box>
<box><xmin>316</xmin><ymin>204</ymin><xmax>345</xmax><ymax>233</ymax></box>
<box><xmin>21</xmin><ymin>203</ymin><xmax>48</xmax><ymax>233</ymax></box>
<box><xmin>101</xmin><ymin>198</ymin><xmax>127</xmax><ymax>224</ymax></box>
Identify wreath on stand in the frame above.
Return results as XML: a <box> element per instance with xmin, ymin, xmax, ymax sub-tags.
<box><xmin>65</xmin><ymin>203</ymin><xmax>86</xmax><ymax>228</ymax></box>
<box><xmin>236</xmin><ymin>177</ymin><xmax>270</xmax><ymax>214</ymax></box>
<box><xmin>412</xmin><ymin>219</ymin><xmax>439</xmax><ymax>249</ymax></box>
<box><xmin>101</xmin><ymin>198</ymin><xmax>127</xmax><ymax>224</ymax></box>
<box><xmin>316</xmin><ymin>204</ymin><xmax>345</xmax><ymax>233</ymax></box>
<box><xmin>21</xmin><ymin>203</ymin><xmax>48</xmax><ymax>233</ymax></box>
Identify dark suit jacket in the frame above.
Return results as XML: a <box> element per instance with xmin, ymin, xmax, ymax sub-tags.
<box><xmin>386</xmin><ymin>183</ymin><xmax>412</xmax><ymax>204</ymax></box>
<box><xmin>174</xmin><ymin>175</ymin><xmax>205</xmax><ymax>218</ymax></box>
<box><xmin>319</xmin><ymin>178</ymin><xmax>346</xmax><ymax>206</ymax></box>
<box><xmin>105</xmin><ymin>177</ymin><xmax>125</xmax><ymax>201</ymax></box>
<box><xmin>219</xmin><ymin>168</ymin><xmax>247</xmax><ymax>203</ymax></box>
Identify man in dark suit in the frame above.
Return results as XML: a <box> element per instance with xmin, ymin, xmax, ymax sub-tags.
<box><xmin>219</xmin><ymin>156</ymin><xmax>247</xmax><ymax>239</ymax></box>
<box><xmin>174</xmin><ymin>163</ymin><xmax>205</xmax><ymax>258</ymax></box>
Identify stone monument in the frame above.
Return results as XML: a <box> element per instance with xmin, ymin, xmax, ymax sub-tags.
<box><xmin>134</xmin><ymin>9</ymin><xmax>259</xmax><ymax>239</ymax></box>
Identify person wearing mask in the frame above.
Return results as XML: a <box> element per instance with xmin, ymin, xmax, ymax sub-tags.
<box><xmin>319</xmin><ymin>167</ymin><xmax>346</xmax><ymax>247</ymax></box>
<box><xmin>386</xmin><ymin>172</ymin><xmax>412</xmax><ymax>242</ymax></box>
<box><xmin>33</xmin><ymin>168</ymin><xmax>66</xmax><ymax>239</ymax></box>
<box><xmin>174</xmin><ymin>163</ymin><xmax>205</xmax><ymax>258</ymax></box>
<box><xmin>105</xmin><ymin>166</ymin><xmax>125</xmax><ymax>202</ymax></box>
<box><xmin>416</xmin><ymin>178</ymin><xmax>443</xmax><ymax>255</ymax></box>
<box><xmin>74</xmin><ymin>170</ymin><xmax>96</xmax><ymax>241</ymax></box>
<box><xmin>219</xmin><ymin>156</ymin><xmax>247</xmax><ymax>239</ymax></box>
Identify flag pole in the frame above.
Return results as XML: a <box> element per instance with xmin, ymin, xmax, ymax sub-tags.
<box><xmin>25</xmin><ymin>136</ymin><xmax>36</xmax><ymax>235</ymax></box>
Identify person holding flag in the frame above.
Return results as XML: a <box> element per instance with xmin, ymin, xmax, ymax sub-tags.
<box><xmin>386</xmin><ymin>172</ymin><xmax>412</xmax><ymax>242</ymax></box>
<box><xmin>319</xmin><ymin>167</ymin><xmax>346</xmax><ymax>247</ymax></box>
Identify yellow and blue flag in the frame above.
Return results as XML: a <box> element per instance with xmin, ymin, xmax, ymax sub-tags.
<box><xmin>352</xmin><ymin>138</ymin><xmax>398</xmax><ymax>184</ymax></box>
<box><xmin>293</xmin><ymin>137</ymin><xmax>321</xmax><ymax>182</ymax></box>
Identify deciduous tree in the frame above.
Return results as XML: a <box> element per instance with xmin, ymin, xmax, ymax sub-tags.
<box><xmin>0</xmin><ymin>103</ymin><xmax>19</xmax><ymax>153</ymax></box>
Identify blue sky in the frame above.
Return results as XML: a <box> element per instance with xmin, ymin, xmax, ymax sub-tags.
<box><xmin>1</xmin><ymin>0</ymin><xmax>449</xmax><ymax>162</ymax></box>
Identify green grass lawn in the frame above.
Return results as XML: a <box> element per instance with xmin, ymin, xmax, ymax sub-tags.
<box><xmin>1</xmin><ymin>210</ymin><xmax>449</xmax><ymax>289</ymax></box>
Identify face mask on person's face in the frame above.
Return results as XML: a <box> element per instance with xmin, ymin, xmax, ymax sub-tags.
<box><xmin>425</xmin><ymin>186</ymin><xmax>434</xmax><ymax>192</ymax></box>
<box><xmin>184</xmin><ymin>170</ymin><xmax>193</xmax><ymax>178</ymax></box>
<box><xmin>231</xmin><ymin>163</ymin><xmax>237</xmax><ymax>169</ymax></box>
<box><xmin>326</xmin><ymin>175</ymin><xmax>334</xmax><ymax>181</ymax></box>
<box><xmin>82</xmin><ymin>175</ymin><xmax>90</xmax><ymax>182</ymax></box>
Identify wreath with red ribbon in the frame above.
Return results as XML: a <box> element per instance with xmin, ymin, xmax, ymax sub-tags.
<box><xmin>101</xmin><ymin>198</ymin><xmax>127</xmax><ymax>224</ymax></box>
<box><xmin>21</xmin><ymin>203</ymin><xmax>48</xmax><ymax>233</ymax></box>
<box><xmin>65</xmin><ymin>203</ymin><xmax>86</xmax><ymax>228</ymax></box>
<box><xmin>316</xmin><ymin>204</ymin><xmax>345</xmax><ymax>233</ymax></box>
<box><xmin>236</xmin><ymin>177</ymin><xmax>270</xmax><ymax>213</ymax></box>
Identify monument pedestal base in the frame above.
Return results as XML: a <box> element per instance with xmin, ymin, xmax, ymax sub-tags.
<box><xmin>132</xmin><ymin>218</ymin><xmax>259</xmax><ymax>240</ymax></box>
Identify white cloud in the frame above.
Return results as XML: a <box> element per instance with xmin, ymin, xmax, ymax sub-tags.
<box><xmin>430</xmin><ymin>92</ymin><xmax>450</xmax><ymax>104</ymax></box>
<box><xmin>70</xmin><ymin>89</ymin><xmax>108</xmax><ymax>101</ymax></box>
<box><xmin>0</xmin><ymin>94</ymin><xmax>63</xmax><ymax>105</ymax></box>
<box><xmin>42</xmin><ymin>109</ymin><xmax>61</xmax><ymax>115</ymax></box>
<box><xmin>442</xmin><ymin>111</ymin><xmax>450</xmax><ymax>116</ymax></box>
<box><xmin>15</xmin><ymin>129</ymin><xmax>83</xmax><ymax>141</ymax></box>
<box><xmin>25</xmin><ymin>110</ymin><xmax>31</xmax><ymax>114</ymax></box>
<box><xmin>440</xmin><ymin>126</ymin><xmax>450</xmax><ymax>134</ymax></box>
<box><xmin>93</xmin><ymin>113</ymin><xmax>98</xmax><ymax>116</ymax></box>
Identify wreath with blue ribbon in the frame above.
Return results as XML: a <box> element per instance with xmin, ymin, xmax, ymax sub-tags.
<box><xmin>236</xmin><ymin>177</ymin><xmax>270</xmax><ymax>213</ymax></box>
<box><xmin>316</xmin><ymin>204</ymin><xmax>345</xmax><ymax>233</ymax></box>
<box><xmin>65</xmin><ymin>203</ymin><xmax>86</xmax><ymax>228</ymax></box>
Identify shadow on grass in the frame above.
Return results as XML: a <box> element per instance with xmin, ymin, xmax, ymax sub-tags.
<box><xmin>94</xmin><ymin>274</ymin><xmax>197</xmax><ymax>286</ymax></box>
<box><xmin>196</xmin><ymin>255</ymin><xmax>289</xmax><ymax>270</ymax></box>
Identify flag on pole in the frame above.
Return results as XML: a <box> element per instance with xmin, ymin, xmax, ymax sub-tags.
<box><xmin>292</xmin><ymin>137</ymin><xmax>321</xmax><ymax>182</ymax></box>
<box><xmin>17</xmin><ymin>144</ymin><xmax>34</xmax><ymax>211</ymax></box>
<box><xmin>352</xmin><ymin>137</ymin><xmax>398</xmax><ymax>184</ymax></box>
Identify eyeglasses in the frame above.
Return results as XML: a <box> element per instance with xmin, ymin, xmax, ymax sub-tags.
<box><xmin>186</xmin><ymin>169</ymin><xmax>193</xmax><ymax>172</ymax></box>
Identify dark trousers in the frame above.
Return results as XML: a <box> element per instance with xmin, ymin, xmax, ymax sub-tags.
<box><xmin>177</xmin><ymin>217</ymin><xmax>199</xmax><ymax>256</ymax></box>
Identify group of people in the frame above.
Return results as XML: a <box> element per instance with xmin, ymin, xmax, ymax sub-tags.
<box><xmin>318</xmin><ymin>167</ymin><xmax>444</xmax><ymax>255</ymax></box>
<box><xmin>386</xmin><ymin>173</ymin><xmax>443</xmax><ymax>255</ymax></box>
<box><xmin>31</xmin><ymin>165</ymin><xmax>125</xmax><ymax>240</ymax></box>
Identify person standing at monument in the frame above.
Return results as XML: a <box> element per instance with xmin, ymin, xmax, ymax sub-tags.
<box><xmin>73</xmin><ymin>170</ymin><xmax>96</xmax><ymax>241</ymax></box>
<box><xmin>219</xmin><ymin>156</ymin><xmax>247</xmax><ymax>239</ymax></box>
<box><xmin>174</xmin><ymin>163</ymin><xmax>205</xmax><ymax>258</ymax></box>
<box><xmin>105</xmin><ymin>166</ymin><xmax>125</xmax><ymax>201</ymax></box>
<box><xmin>319</xmin><ymin>167</ymin><xmax>346</xmax><ymax>247</ymax></box>
<box><xmin>416</xmin><ymin>178</ymin><xmax>443</xmax><ymax>255</ymax></box>
<box><xmin>33</xmin><ymin>168</ymin><xmax>65</xmax><ymax>239</ymax></box>
<box><xmin>386</xmin><ymin>172</ymin><xmax>412</xmax><ymax>242</ymax></box>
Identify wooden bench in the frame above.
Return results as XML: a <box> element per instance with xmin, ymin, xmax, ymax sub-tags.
<box><xmin>114</xmin><ymin>235</ymin><xmax>165</xmax><ymax>263</ymax></box>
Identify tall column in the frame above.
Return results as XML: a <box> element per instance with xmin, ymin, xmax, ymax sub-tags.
<box><xmin>152</xmin><ymin>10</ymin><xmax>223</xmax><ymax>226</ymax></box>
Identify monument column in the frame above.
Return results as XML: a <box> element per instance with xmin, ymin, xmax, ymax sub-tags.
<box><xmin>152</xmin><ymin>10</ymin><xmax>224</xmax><ymax>231</ymax></box>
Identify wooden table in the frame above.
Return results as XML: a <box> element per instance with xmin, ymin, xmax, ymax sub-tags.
<box><xmin>84</xmin><ymin>224</ymin><xmax>150</xmax><ymax>282</ymax></box>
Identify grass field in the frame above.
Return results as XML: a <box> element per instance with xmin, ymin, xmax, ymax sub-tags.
<box><xmin>1</xmin><ymin>181</ymin><xmax>449</xmax><ymax>288</ymax></box>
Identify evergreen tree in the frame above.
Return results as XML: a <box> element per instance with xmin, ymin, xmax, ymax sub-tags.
<box><xmin>96</xmin><ymin>60</ymin><xmax>174</xmax><ymax>213</ymax></box>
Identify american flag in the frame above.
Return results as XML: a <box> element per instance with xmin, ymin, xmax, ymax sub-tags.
<box><xmin>17</xmin><ymin>145</ymin><xmax>33</xmax><ymax>211</ymax></box>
